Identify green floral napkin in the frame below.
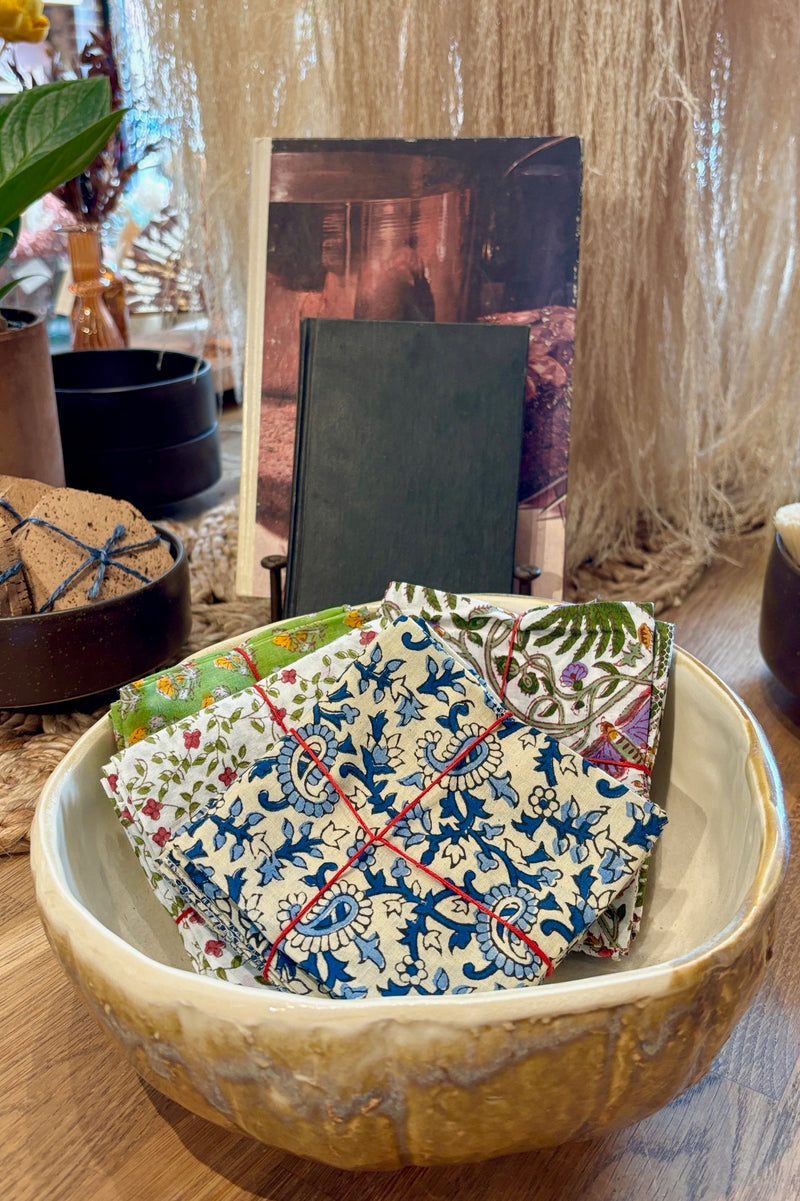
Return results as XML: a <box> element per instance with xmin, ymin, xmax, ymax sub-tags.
<box><xmin>109</xmin><ymin>605</ymin><xmax>374</xmax><ymax>749</ymax></box>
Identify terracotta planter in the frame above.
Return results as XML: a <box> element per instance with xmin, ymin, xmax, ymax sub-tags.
<box><xmin>0</xmin><ymin>309</ymin><xmax>65</xmax><ymax>486</ymax></box>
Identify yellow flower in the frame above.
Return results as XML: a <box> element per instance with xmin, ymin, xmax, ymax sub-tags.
<box><xmin>155</xmin><ymin>675</ymin><xmax>175</xmax><ymax>699</ymax></box>
<box><xmin>344</xmin><ymin>611</ymin><xmax>364</xmax><ymax>628</ymax></box>
<box><xmin>0</xmin><ymin>0</ymin><xmax>49</xmax><ymax>44</ymax></box>
<box><xmin>128</xmin><ymin>726</ymin><xmax>147</xmax><ymax>745</ymax></box>
<box><xmin>272</xmin><ymin>630</ymin><xmax>309</xmax><ymax>651</ymax></box>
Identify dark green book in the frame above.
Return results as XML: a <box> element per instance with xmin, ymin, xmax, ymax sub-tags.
<box><xmin>284</xmin><ymin>318</ymin><xmax>529</xmax><ymax>617</ymax></box>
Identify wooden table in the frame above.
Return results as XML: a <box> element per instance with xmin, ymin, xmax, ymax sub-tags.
<box><xmin>2</xmin><ymin>535</ymin><xmax>798</xmax><ymax>1201</ymax></box>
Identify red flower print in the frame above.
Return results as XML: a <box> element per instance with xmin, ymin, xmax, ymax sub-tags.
<box><xmin>142</xmin><ymin>798</ymin><xmax>162</xmax><ymax>820</ymax></box>
<box><xmin>152</xmin><ymin>826</ymin><xmax>171</xmax><ymax>847</ymax></box>
<box><xmin>360</xmin><ymin>630</ymin><xmax>377</xmax><ymax>645</ymax></box>
<box><xmin>183</xmin><ymin>729</ymin><xmax>201</xmax><ymax>750</ymax></box>
<box><xmin>120</xmin><ymin>807</ymin><xmax>134</xmax><ymax>823</ymax></box>
<box><xmin>218</xmin><ymin>765</ymin><xmax>237</xmax><ymax>788</ymax></box>
<box><xmin>280</xmin><ymin>668</ymin><xmax>297</xmax><ymax>684</ymax></box>
<box><xmin>107</xmin><ymin>774</ymin><xmax>118</xmax><ymax>793</ymax></box>
<box><xmin>205</xmin><ymin>939</ymin><xmax>225</xmax><ymax>957</ymax></box>
<box><xmin>189</xmin><ymin>910</ymin><xmax>203</xmax><ymax>924</ymax></box>
<box><xmin>274</xmin><ymin>707</ymin><xmax>287</xmax><ymax>724</ymax></box>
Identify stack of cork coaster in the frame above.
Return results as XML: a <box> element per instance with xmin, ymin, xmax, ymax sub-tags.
<box><xmin>0</xmin><ymin>477</ymin><xmax>52</xmax><ymax>616</ymax></box>
<box><xmin>0</xmin><ymin>521</ymin><xmax>30</xmax><ymax>616</ymax></box>
<box><xmin>0</xmin><ymin>476</ymin><xmax>173</xmax><ymax>614</ymax></box>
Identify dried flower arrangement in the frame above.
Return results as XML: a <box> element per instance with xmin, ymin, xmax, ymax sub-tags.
<box><xmin>47</xmin><ymin>28</ymin><xmax>157</xmax><ymax>224</ymax></box>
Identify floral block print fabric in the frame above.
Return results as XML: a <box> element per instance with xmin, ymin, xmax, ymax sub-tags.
<box><xmin>156</xmin><ymin>616</ymin><xmax>667</xmax><ymax>999</ymax></box>
<box><xmin>380</xmin><ymin>583</ymin><xmax>674</xmax><ymax>957</ymax></box>
<box><xmin>101</xmin><ymin>615</ymin><xmax>387</xmax><ymax>988</ymax></box>
<box><xmin>109</xmin><ymin>605</ymin><xmax>375</xmax><ymax>749</ymax></box>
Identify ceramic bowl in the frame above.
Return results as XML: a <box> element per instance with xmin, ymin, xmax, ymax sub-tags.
<box><xmin>0</xmin><ymin>526</ymin><xmax>190</xmax><ymax>710</ymax></box>
<box><xmin>30</xmin><ymin>602</ymin><xmax>788</xmax><ymax>1169</ymax></box>
<box><xmin>53</xmin><ymin>349</ymin><xmax>222</xmax><ymax>513</ymax></box>
<box><xmin>759</xmin><ymin>531</ymin><xmax>800</xmax><ymax>696</ymax></box>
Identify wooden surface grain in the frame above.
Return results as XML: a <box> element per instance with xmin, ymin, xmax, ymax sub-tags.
<box><xmin>2</xmin><ymin>532</ymin><xmax>798</xmax><ymax>1201</ymax></box>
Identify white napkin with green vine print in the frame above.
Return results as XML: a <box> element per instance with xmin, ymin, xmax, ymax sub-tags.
<box><xmin>380</xmin><ymin>583</ymin><xmax>673</xmax><ymax>957</ymax></box>
<box><xmin>101</xmin><ymin>613</ymin><xmax>385</xmax><ymax>989</ymax></box>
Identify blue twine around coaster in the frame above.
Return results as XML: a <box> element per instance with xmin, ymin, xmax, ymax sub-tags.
<box><xmin>0</xmin><ymin>499</ymin><xmax>25</xmax><ymax>593</ymax></box>
<box><xmin>0</xmin><ymin>497</ymin><xmax>23</xmax><ymax>528</ymax></box>
<box><xmin>0</xmin><ymin>558</ymin><xmax>24</xmax><ymax>586</ymax></box>
<box><xmin>17</xmin><ymin>517</ymin><xmax>162</xmax><ymax>613</ymax></box>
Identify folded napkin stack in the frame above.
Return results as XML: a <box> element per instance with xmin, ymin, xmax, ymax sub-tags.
<box><xmin>102</xmin><ymin>604</ymin><xmax>383</xmax><ymax>986</ymax></box>
<box><xmin>101</xmin><ymin>586</ymin><xmax>674</xmax><ymax>997</ymax></box>
<box><xmin>154</xmin><ymin>616</ymin><xmax>666</xmax><ymax>998</ymax></box>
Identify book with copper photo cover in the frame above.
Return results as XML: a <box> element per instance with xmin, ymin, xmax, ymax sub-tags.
<box><xmin>238</xmin><ymin>136</ymin><xmax>582</xmax><ymax>606</ymax></box>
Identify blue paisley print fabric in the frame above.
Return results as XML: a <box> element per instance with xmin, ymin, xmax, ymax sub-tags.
<box><xmin>157</xmin><ymin>616</ymin><xmax>667</xmax><ymax>999</ymax></box>
<box><xmin>380</xmin><ymin>583</ymin><xmax>675</xmax><ymax>958</ymax></box>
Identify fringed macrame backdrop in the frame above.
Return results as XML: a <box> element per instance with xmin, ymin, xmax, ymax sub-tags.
<box><xmin>112</xmin><ymin>0</ymin><xmax>800</xmax><ymax>603</ymax></box>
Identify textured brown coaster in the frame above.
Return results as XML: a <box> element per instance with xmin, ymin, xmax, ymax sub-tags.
<box><xmin>0</xmin><ymin>515</ymin><xmax>32</xmax><ymax>616</ymax></box>
<box><xmin>14</xmin><ymin>488</ymin><xmax>174</xmax><ymax>613</ymax></box>
<box><xmin>0</xmin><ymin>475</ymin><xmax>55</xmax><ymax>526</ymax></box>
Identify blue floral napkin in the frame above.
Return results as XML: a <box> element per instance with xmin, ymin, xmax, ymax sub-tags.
<box><xmin>381</xmin><ymin>583</ymin><xmax>674</xmax><ymax>957</ymax></box>
<box><xmin>157</xmin><ymin>616</ymin><xmax>667</xmax><ymax>998</ymax></box>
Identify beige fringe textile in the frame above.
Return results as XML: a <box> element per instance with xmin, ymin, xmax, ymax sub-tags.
<box><xmin>0</xmin><ymin>504</ymin><xmax>267</xmax><ymax>856</ymax></box>
<box><xmin>111</xmin><ymin>0</ymin><xmax>800</xmax><ymax>594</ymax></box>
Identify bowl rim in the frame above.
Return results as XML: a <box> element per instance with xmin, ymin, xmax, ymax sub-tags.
<box><xmin>30</xmin><ymin>630</ymin><xmax>789</xmax><ymax>1029</ymax></box>
<box><xmin>51</xmin><ymin>348</ymin><xmax>212</xmax><ymax>396</ymax></box>
<box><xmin>775</xmin><ymin>531</ymin><xmax>800</xmax><ymax>579</ymax></box>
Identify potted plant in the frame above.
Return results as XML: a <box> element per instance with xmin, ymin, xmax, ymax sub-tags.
<box><xmin>0</xmin><ymin>1</ymin><xmax>123</xmax><ymax>484</ymax></box>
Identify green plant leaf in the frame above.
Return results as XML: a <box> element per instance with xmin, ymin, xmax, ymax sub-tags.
<box><xmin>0</xmin><ymin>275</ymin><xmax>26</xmax><ymax>304</ymax></box>
<box><xmin>0</xmin><ymin>79</ymin><xmax>125</xmax><ymax>230</ymax></box>
<box><xmin>0</xmin><ymin>216</ymin><xmax>20</xmax><ymax>269</ymax></box>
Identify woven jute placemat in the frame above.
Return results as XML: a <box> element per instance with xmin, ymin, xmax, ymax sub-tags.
<box><xmin>0</xmin><ymin>502</ymin><xmax>267</xmax><ymax>855</ymax></box>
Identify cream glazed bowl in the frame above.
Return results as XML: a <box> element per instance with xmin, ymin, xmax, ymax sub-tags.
<box><xmin>30</xmin><ymin>597</ymin><xmax>788</xmax><ymax>1170</ymax></box>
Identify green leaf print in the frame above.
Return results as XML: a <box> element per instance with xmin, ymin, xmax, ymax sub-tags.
<box><xmin>423</xmin><ymin>586</ymin><xmax>443</xmax><ymax>612</ymax></box>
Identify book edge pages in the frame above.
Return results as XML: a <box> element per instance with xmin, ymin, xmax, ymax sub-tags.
<box><xmin>236</xmin><ymin>136</ymin><xmax>273</xmax><ymax>597</ymax></box>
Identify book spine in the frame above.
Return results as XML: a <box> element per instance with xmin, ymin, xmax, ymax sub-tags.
<box><xmin>285</xmin><ymin>318</ymin><xmax>316</xmax><ymax>617</ymax></box>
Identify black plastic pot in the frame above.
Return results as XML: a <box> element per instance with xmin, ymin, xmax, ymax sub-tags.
<box><xmin>53</xmin><ymin>348</ymin><xmax>222</xmax><ymax>512</ymax></box>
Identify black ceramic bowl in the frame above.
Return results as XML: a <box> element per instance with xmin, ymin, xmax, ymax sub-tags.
<box><xmin>0</xmin><ymin>526</ymin><xmax>191</xmax><ymax>710</ymax></box>
<box><xmin>53</xmin><ymin>349</ymin><xmax>222</xmax><ymax>512</ymax></box>
<box><xmin>759</xmin><ymin>531</ymin><xmax>800</xmax><ymax>697</ymax></box>
<box><xmin>53</xmin><ymin>349</ymin><xmax>217</xmax><ymax>449</ymax></box>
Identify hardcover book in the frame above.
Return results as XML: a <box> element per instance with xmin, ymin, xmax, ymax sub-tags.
<box><xmin>237</xmin><ymin>137</ymin><xmax>582</xmax><ymax>604</ymax></box>
<box><xmin>283</xmin><ymin>318</ymin><xmax>529</xmax><ymax>617</ymax></box>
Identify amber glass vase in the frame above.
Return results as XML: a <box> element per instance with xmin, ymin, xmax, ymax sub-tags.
<box><xmin>64</xmin><ymin>225</ymin><xmax>127</xmax><ymax>351</ymax></box>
